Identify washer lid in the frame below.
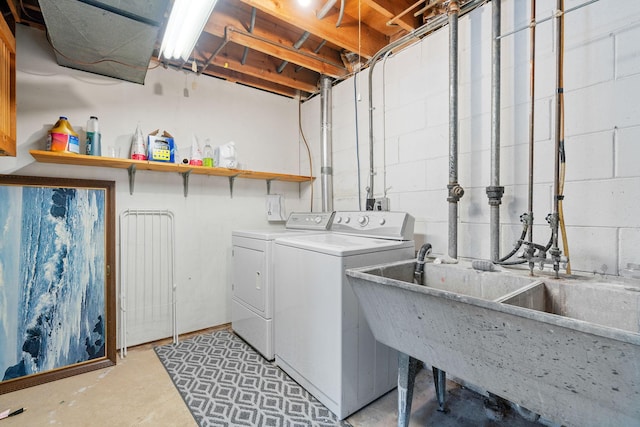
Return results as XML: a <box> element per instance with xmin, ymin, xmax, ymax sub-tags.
<box><xmin>275</xmin><ymin>233</ymin><xmax>415</xmax><ymax>256</ymax></box>
<box><xmin>232</xmin><ymin>228</ymin><xmax>314</xmax><ymax>240</ymax></box>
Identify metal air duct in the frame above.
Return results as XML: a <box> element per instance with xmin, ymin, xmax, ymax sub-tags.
<box><xmin>39</xmin><ymin>0</ymin><xmax>170</xmax><ymax>84</ymax></box>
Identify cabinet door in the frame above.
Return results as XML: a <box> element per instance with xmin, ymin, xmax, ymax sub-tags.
<box><xmin>0</xmin><ymin>12</ymin><xmax>16</xmax><ymax>157</ymax></box>
<box><xmin>232</xmin><ymin>245</ymin><xmax>266</xmax><ymax>314</ymax></box>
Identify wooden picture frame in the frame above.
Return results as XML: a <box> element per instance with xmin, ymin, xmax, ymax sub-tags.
<box><xmin>0</xmin><ymin>175</ymin><xmax>116</xmax><ymax>394</ymax></box>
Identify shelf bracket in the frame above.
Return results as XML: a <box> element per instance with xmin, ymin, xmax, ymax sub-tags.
<box><xmin>181</xmin><ymin>170</ymin><xmax>192</xmax><ymax>197</ymax></box>
<box><xmin>228</xmin><ymin>175</ymin><xmax>239</xmax><ymax>198</ymax></box>
<box><xmin>266</xmin><ymin>179</ymin><xmax>275</xmax><ymax>195</ymax></box>
<box><xmin>127</xmin><ymin>164</ymin><xmax>136</xmax><ymax>195</ymax></box>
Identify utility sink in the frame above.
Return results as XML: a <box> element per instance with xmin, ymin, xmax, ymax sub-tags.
<box><xmin>346</xmin><ymin>260</ymin><xmax>640</xmax><ymax>427</ymax></box>
<box><xmin>500</xmin><ymin>276</ymin><xmax>640</xmax><ymax>334</ymax></box>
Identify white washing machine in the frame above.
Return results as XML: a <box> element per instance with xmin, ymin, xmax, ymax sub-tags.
<box><xmin>231</xmin><ymin>212</ymin><xmax>334</xmax><ymax>360</ymax></box>
<box><xmin>273</xmin><ymin>211</ymin><xmax>415</xmax><ymax>420</ymax></box>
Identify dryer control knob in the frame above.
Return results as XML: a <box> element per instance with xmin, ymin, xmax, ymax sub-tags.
<box><xmin>315</xmin><ymin>216</ymin><xmax>322</xmax><ymax>224</ymax></box>
<box><xmin>358</xmin><ymin>216</ymin><xmax>369</xmax><ymax>226</ymax></box>
<box><xmin>335</xmin><ymin>216</ymin><xmax>342</xmax><ymax>223</ymax></box>
<box><xmin>379</xmin><ymin>218</ymin><xmax>386</xmax><ymax>225</ymax></box>
<box><xmin>344</xmin><ymin>217</ymin><xmax>350</xmax><ymax>224</ymax></box>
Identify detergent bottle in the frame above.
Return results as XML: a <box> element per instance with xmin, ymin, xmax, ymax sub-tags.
<box><xmin>47</xmin><ymin>116</ymin><xmax>80</xmax><ymax>153</ymax></box>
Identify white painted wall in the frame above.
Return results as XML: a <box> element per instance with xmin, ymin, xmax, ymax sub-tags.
<box><xmin>1</xmin><ymin>25</ymin><xmax>309</xmax><ymax>341</ymax></box>
<box><xmin>302</xmin><ymin>0</ymin><xmax>640</xmax><ymax>276</ymax></box>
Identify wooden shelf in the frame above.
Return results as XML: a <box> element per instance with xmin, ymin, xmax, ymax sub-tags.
<box><xmin>30</xmin><ymin>150</ymin><xmax>314</xmax><ymax>197</ymax></box>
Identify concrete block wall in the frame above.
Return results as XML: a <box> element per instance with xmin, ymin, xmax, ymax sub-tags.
<box><xmin>302</xmin><ymin>0</ymin><xmax>640</xmax><ymax>276</ymax></box>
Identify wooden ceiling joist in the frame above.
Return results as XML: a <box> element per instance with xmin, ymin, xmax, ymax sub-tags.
<box><xmin>195</xmin><ymin>42</ymin><xmax>319</xmax><ymax>93</ymax></box>
<box><xmin>237</xmin><ymin>0</ymin><xmax>388</xmax><ymax>59</ymax></box>
<box><xmin>205</xmin><ymin>4</ymin><xmax>346</xmax><ymax>77</ymax></box>
<box><xmin>201</xmin><ymin>65</ymin><xmax>301</xmax><ymax>98</ymax></box>
<box><xmin>11</xmin><ymin>0</ymin><xmax>471</xmax><ymax>98</ymax></box>
<box><xmin>362</xmin><ymin>0</ymin><xmax>419</xmax><ymax>32</ymax></box>
<box><xmin>225</xmin><ymin>27</ymin><xmax>346</xmax><ymax>78</ymax></box>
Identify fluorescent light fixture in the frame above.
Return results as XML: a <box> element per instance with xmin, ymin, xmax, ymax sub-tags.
<box><xmin>160</xmin><ymin>0</ymin><xmax>218</xmax><ymax>62</ymax></box>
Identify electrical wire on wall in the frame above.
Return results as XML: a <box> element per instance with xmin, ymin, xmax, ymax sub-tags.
<box><xmin>357</xmin><ymin>0</ymin><xmax>364</xmax><ymax>210</ymax></box>
<box><xmin>298</xmin><ymin>96</ymin><xmax>314</xmax><ymax>211</ymax></box>
<box><xmin>354</xmin><ymin>75</ymin><xmax>362</xmax><ymax>211</ymax></box>
<box><xmin>381</xmin><ymin>49</ymin><xmax>393</xmax><ymax>200</ymax></box>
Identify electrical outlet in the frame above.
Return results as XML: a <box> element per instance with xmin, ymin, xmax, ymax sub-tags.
<box><xmin>373</xmin><ymin>197</ymin><xmax>390</xmax><ymax>211</ymax></box>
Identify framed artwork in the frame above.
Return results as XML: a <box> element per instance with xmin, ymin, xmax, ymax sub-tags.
<box><xmin>0</xmin><ymin>175</ymin><xmax>116</xmax><ymax>394</ymax></box>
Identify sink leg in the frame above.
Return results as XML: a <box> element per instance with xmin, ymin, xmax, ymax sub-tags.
<box><xmin>397</xmin><ymin>352</ymin><xmax>419</xmax><ymax>427</ymax></box>
<box><xmin>433</xmin><ymin>367</ymin><xmax>449</xmax><ymax>413</ymax></box>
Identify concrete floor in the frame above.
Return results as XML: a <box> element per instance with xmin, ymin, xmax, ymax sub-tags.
<box><xmin>0</xmin><ymin>329</ymin><xmax>548</xmax><ymax>426</ymax></box>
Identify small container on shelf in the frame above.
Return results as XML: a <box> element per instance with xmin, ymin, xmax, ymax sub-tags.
<box><xmin>203</xmin><ymin>143</ymin><xmax>214</xmax><ymax>167</ymax></box>
<box><xmin>130</xmin><ymin>124</ymin><xmax>147</xmax><ymax>160</ymax></box>
<box><xmin>189</xmin><ymin>134</ymin><xmax>203</xmax><ymax>166</ymax></box>
<box><xmin>47</xmin><ymin>116</ymin><xmax>80</xmax><ymax>154</ymax></box>
<box><xmin>86</xmin><ymin>116</ymin><xmax>101</xmax><ymax>156</ymax></box>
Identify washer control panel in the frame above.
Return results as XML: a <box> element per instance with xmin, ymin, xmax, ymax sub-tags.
<box><xmin>332</xmin><ymin>211</ymin><xmax>414</xmax><ymax>240</ymax></box>
<box><xmin>286</xmin><ymin>211</ymin><xmax>335</xmax><ymax>230</ymax></box>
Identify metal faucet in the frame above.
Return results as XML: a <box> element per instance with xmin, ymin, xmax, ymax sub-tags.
<box><xmin>414</xmin><ymin>243</ymin><xmax>433</xmax><ymax>284</ymax></box>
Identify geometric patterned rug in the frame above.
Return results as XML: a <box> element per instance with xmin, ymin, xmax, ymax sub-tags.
<box><xmin>154</xmin><ymin>330</ymin><xmax>352</xmax><ymax>427</ymax></box>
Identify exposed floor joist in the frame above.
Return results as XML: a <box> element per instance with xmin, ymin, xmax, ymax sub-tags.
<box><xmin>5</xmin><ymin>0</ymin><xmax>478</xmax><ymax>99</ymax></box>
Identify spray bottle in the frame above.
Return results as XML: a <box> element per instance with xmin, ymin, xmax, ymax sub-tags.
<box><xmin>130</xmin><ymin>124</ymin><xmax>147</xmax><ymax>160</ymax></box>
<box><xmin>189</xmin><ymin>134</ymin><xmax>203</xmax><ymax>166</ymax></box>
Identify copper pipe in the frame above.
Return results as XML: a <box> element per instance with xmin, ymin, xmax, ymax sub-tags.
<box><xmin>555</xmin><ymin>0</ymin><xmax>571</xmax><ymax>274</ymax></box>
<box><xmin>527</xmin><ymin>0</ymin><xmax>536</xmax><ymax>273</ymax></box>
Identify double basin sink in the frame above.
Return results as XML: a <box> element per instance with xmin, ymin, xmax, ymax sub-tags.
<box><xmin>346</xmin><ymin>260</ymin><xmax>640</xmax><ymax>427</ymax></box>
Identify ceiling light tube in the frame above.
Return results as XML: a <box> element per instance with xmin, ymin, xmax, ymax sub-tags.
<box><xmin>160</xmin><ymin>0</ymin><xmax>218</xmax><ymax>62</ymax></box>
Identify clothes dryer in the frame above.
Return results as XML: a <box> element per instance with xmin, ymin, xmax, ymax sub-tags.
<box><xmin>231</xmin><ymin>212</ymin><xmax>333</xmax><ymax>360</ymax></box>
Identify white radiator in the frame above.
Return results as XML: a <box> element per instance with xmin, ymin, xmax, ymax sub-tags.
<box><xmin>119</xmin><ymin>209</ymin><xmax>177</xmax><ymax>357</ymax></box>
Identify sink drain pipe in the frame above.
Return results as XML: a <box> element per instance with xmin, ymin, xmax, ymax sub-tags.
<box><xmin>320</xmin><ymin>76</ymin><xmax>334</xmax><ymax>212</ymax></box>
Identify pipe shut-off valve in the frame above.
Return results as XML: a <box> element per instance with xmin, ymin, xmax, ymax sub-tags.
<box><xmin>447</xmin><ymin>183</ymin><xmax>465</xmax><ymax>203</ymax></box>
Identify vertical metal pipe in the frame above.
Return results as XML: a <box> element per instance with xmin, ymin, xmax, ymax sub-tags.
<box><xmin>320</xmin><ymin>76</ymin><xmax>334</xmax><ymax>212</ymax></box>
<box><xmin>366</xmin><ymin>63</ymin><xmax>376</xmax><ymax>210</ymax></box>
<box><xmin>527</xmin><ymin>0</ymin><xmax>536</xmax><ymax>263</ymax></box>
<box><xmin>364</xmin><ymin>0</ymin><xmax>484</xmax><ymax>213</ymax></box>
<box><xmin>447</xmin><ymin>1</ymin><xmax>460</xmax><ymax>260</ymax></box>
<box><xmin>488</xmin><ymin>0</ymin><xmax>503</xmax><ymax>262</ymax></box>
<box><xmin>397</xmin><ymin>353</ymin><xmax>418</xmax><ymax>427</ymax></box>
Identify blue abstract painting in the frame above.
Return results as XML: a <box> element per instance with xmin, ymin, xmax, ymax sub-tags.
<box><xmin>0</xmin><ymin>185</ymin><xmax>106</xmax><ymax>382</ymax></box>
